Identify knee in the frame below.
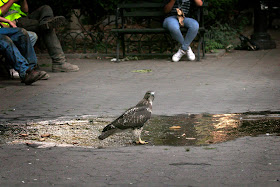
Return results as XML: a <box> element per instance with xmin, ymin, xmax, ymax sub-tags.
<box><xmin>0</xmin><ymin>35</ymin><xmax>11</xmax><ymax>42</ymax></box>
<box><xmin>163</xmin><ymin>17</ymin><xmax>180</xmax><ymax>32</ymax></box>
<box><xmin>190</xmin><ymin>20</ymin><xmax>199</xmax><ymax>31</ymax></box>
<box><xmin>27</xmin><ymin>31</ymin><xmax>38</xmax><ymax>46</ymax></box>
<box><xmin>40</xmin><ymin>5</ymin><xmax>54</xmax><ymax>16</ymax></box>
<box><xmin>0</xmin><ymin>35</ymin><xmax>13</xmax><ymax>48</ymax></box>
<box><xmin>165</xmin><ymin>22</ymin><xmax>180</xmax><ymax>33</ymax></box>
<box><xmin>28</xmin><ymin>31</ymin><xmax>38</xmax><ymax>41</ymax></box>
<box><xmin>194</xmin><ymin>21</ymin><xmax>199</xmax><ymax>30</ymax></box>
<box><xmin>41</xmin><ymin>5</ymin><xmax>52</xmax><ymax>11</ymax></box>
<box><xmin>16</xmin><ymin>28</ymin><xmax>28</xmax><ymax>35</ymax></box>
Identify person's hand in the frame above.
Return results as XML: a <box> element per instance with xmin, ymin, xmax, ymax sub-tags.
<box><xmin>9</xmin><ymin>21</ymin><xmax>17</xmax><ymax>28</ymax></box>
<box><xmin>194</xmin><ymin>0</ymin><xmax>203</xmax><ymax>6</ymax></box>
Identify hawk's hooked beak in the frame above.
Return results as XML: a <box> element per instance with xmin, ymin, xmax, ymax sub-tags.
<box><xmin>149</xmin><ymin>91</ymin><xmax>155</xmax><ymax>102</ymax></box>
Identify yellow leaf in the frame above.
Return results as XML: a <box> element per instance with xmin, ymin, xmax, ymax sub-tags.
<box><xmin>169</xmin><ymin>126</ymin><xmax>181</xmax><ymax>130</ymax></box>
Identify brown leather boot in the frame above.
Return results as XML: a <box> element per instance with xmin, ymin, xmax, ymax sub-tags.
<box><xmin>23</xmin><ymin>68</ymin><xmax>47</xmax><ymax>85</ymax></box>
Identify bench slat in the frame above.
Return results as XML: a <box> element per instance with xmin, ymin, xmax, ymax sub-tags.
<box><xmin>112</xmin><ymin>28</ymin><xmax>167</xmax><ymax>34</ymax></box>
<box><xmin>119</xmin><ymin>2</ymin><xmax>165</xmax><ymax>8</ymax></box>
<box><xmin>123</xmin><ymin>10</ymin><xmax>165</xmax><ymax>17</ymax></box>
<box><xmin>111</xmin><ymin>28</ymin><xmax>191</xmax><ymax>34</ymax></box>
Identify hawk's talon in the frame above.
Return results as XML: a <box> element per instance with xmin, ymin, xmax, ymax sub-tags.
<box><xmin>136</xmin><ymin>139</ymin><xmax>148</xmax><ymax>145</ymax></box>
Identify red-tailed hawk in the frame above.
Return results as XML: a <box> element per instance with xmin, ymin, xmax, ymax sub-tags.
<box><xmin>98</xmin><ymin>91</ymin><xmax>155</xmax><ymax>144</ymax></box>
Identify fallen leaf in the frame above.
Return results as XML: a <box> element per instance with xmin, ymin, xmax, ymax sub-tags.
<box><xmin>185</xmin><ymin>137</ymin><xmax>196</xmax><ymax>140</ymax></box>
<box><xmin>20</xmin><ymin>134</ymin><xmax>28</xmax><ymax>137</ymax></box>
<box><xmin>41</xmin><ymin>133</ymin><xmax>51</xmax><ymax>138</ymax></box>
<box><xmin>169</xmin><ymin>126</ymin><xmax>181</xmax><ymax>130</ymax></box>
<box><xmin>132</xmin><ymin>69</ymin><xmax>152</xmax><ymax>73</ymax></box>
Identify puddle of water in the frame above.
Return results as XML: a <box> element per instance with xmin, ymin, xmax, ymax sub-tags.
<box><xmin>144</xmin><ymin>113</ymin><xmax>280</xmax><ymax>146</ymax></box>
<box><xmin>0</xmin><ymin>112</ymin><xmax>279</xmax><ymax>148</ymax></box>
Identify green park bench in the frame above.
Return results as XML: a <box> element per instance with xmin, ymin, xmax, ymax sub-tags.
<box><xmin>111</xmin><ymin>1</ymin><xmax>208</xmax><ymax>62</ymax></box>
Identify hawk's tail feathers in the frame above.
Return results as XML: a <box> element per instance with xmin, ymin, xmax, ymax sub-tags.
<box><xmin>98</xmin><ymin>124</ymin><xmax>117</xmax><ymax>140</ymax></box>
<box><xmin>98</xmin><ymin>129</ymin><xmax>117</xmax><ymax>140</ymax></box>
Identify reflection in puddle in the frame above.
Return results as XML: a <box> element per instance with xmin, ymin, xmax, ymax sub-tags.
<box><xmin>142</xmin><ymin>114</ymin><xmax>241</xmax><ymax>146</ymax></box>
<box><xmin>0</xmin><ymin>112</ymin><xmax>279</xmax><ymax>147</ymax></box>
<box><xmin>144</xmin><ymin>113</ymin><xmax>280</xmax><ymax>146</ymax></box>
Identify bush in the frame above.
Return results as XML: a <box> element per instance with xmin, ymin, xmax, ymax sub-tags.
<box><xmin>206</xmin><ymin>0</ymin><xmax>239</xmax><ymax>25</ymax></box>
<box><xmin>205</xmin><ymin>23</ymin><xmax>238</xmax><ymax>52</ymax></box>
<box><xmin>204</xmin><ymin>12</ymin><xmax>250</xmax><ymax>52</ymax></box>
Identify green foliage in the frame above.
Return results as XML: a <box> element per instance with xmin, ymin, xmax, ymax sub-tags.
<box><xmin>78</xmin><ymin>0</ymin><xmax>124</xmax><ymax>24</ymax></box>
<box><xmin>205</xmin><ymin>23</ymin><xmax>238</xmax><ymax>52</ymax></box>
<box><xmin>206</xmin><ymin>0</ymin><xmax>239</xmax><ymax>25</ymax></box>
<box><xmin>204</xmin><ymin>13</ymin><xmax>250</xmax><ymax>52</ymax></box>
<box><xmin>205</xmin><ymin>40</ymin><xmax>224</xmax><ymax>52</ymax></box>
<box><xmin>198</xmin><ymin>0</ymin><xmax>251</xmax><ymax>52</ymax></box>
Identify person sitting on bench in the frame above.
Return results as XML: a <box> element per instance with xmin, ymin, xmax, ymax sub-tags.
<box><xmin>0</xmin><ymin>16</ymin><xmax>46</xmax><ymax>85</ymax></box>
<box><xmin>0</xmin><ymin>0</ymin><xmax>79</xmax><ymax>72</ymax></box>
<box><xmin>163</xmin><ymin>0</ymin><xmax>203</xmax><ymax>62</ymax></box>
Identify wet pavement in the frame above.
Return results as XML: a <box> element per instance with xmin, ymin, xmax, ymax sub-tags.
<box><xmin>0</xmin><ymin>29</ymin><xmax>280</xmax><ymax>186</ymax></box>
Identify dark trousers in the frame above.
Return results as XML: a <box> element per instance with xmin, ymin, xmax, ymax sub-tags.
<box><xmin>17</xmin><ymin>5</ymin><xmax>66</xmax><ymax>64</ymax></box>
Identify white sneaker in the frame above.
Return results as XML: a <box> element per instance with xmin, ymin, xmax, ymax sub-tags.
<box><xmin>172</xmin><ymin>48</ymin><xmax>186</xmax><ymax>62</ymax></box>
<box><xmin>186</xmin><ymin>46</ymin><xmax>195</xmax><ymax>61</ymax></box>
<box><xmin>9</xmin><ymin>69</ymin><xmax>19</xmax><ymax>79</ymax></box>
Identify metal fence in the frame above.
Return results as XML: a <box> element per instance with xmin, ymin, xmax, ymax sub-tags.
<box><xmin>58</xmin><ymin>31</ymin><xmax>115</xmax><ymax>54</ymax></box>
<box><xmin>53</xmin><ymin>14</ymin><xmax>203</xmax><ymax>57</ymax></box>
<box><xmin>57</xmin><ymin>30</ymin><xmax>202</xmax><ymax>57</ymax></box>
